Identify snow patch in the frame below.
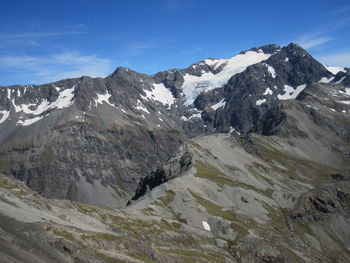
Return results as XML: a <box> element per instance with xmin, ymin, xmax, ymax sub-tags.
<box><xmin>142</xmin><ymin>83</ymin><xmax>175</xmax><ymax>109</ymax></box>
<box><xmin>256</xmin><ymin>98</ymin><xmax>266</xmax><ymax>106</ymax></box>
<box><xmin>277</xmin><ymin>84</ymin><xmax>307</xmax><ymax>100</ymax></box>
<box><xmin>334</xmin><ymin>77</ymin><xmax>346</xmax><ymax>84</ymax></box>
<box><xmin>204</xmin><ymin>58</ymin><xmax>227</xmax><ymax>70</ymax></box>
<box><xmin>182</xmin><ymin>50</ymin><xmax>273</xmax><ymax>105</ymax></box>
<box><xmin>188</xmin><ymin>113</ymin><xmax>202</xmax><ymax>120</ymax></box>
<box><xmin>262</xmin><ymin>63</ymin><xmax>276</xmax><ymax>78</ymax></box>
<box><xmin>134</xmin><ymin>99</ymin><xmax>150</xmax><ymax>114</ymax></box>
<box><xmin>325</xmin><ymin>66</ymin><xmax>345</xmax><ymax>75</ymax></box>
<box><xmin>306</xmin><ymin>105</ymin><xmax>319</xmax><ymax>110</ymax></box>
<box><xmin>211</xmin><ymin>99</ymin><xmax>226</xmax><ymax>110</ymax></box>
<box><xmin>17</xmin><ymin>116</ymin><xmax>44</xmax><ymax>126</ymax></box>
<box><xmin>229</xmin><ymin>127</ymin><xmax>235</xmax><ymax>135</ymax></box>
<box><xmin>50</xmin><ymin>87</ymin><xmax>75</xmax><ymax>109</ymax></box>
<box><xmin>345</xmin><ymin>88</ymin><xmax>350</xmax><ymax>96</ymax></box>
<box><xmin>0</xmin><ymin>110</ymin><xmax>10</xmax><ymax>124</ymax></box>
<box><xmin>202</xmin><ymin>221</ymin><xmax>211</xmax><ymax>231</ymax></box>
<box><xmin>12</xmin><ymin>86</ymin><xmax>75</xmax><ymax>116</ymax></box>
<box><xmin>285</xmin><ymin>57</ymin><xmax>289</xmax><ymax>62</ymax></box>
<box><xmin>263</xmin><ymin>87</ymin><xmax>273</xmax><ymax>95</ymax></box>
<box><xmin>95</xmin><ymin>91</ymin><xmax>115</xmax><ymax>107</ymax></box>
<box><xmin>319</xmin><ymin>77</ymin><xmax>335</xmax><ymax>83</ymax></box>
<box><xmin>7</xmin><ymin>89</ymin><xmax>11</xmax><ymax>100</ymax></box>
<box><xmin>338</xmin><ymin>100</ymin><xmax>350</xmax><ymax>105</ymax></box>
<box><xmin>181</xmin><ymin>116</ymin><xmax>188</xmax><ymax>121</ymax></box>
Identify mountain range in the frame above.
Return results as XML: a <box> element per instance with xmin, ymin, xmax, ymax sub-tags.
<box><xmin>0</xmin><ymin>43</ymin><xmax>350</xmax><ymax>263</ymax></box>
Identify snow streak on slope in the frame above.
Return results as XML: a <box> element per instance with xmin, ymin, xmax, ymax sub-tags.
<box><xmin>142</xmin><ymin>83</ymin><xmax>175</xmax><ymax>109</ymax></box>
<box><xmin>203</xmin><ymin>58</ymin><xmax>227</xmax><ymax>69</ymax></box>
<box><xmin>256</xmin><ymin>98</ymin><xmax>267</xmax><ymax>105</ymax></box>
<box><xmin>319</xmin><ymin>77</ymin><xmax>335</xmax><ymax>83</ymax></box>
<box><xmin>134</xmin><ymin>99</ymin><xmax>150</xmax><ymax>114</ymax></box>
<box><xmin>202</xmin><ymin>221</ymin><xmax>211</xmax><ymax>231</ymax></box>
<box><xmin>263</xmin><ymin>87</ymin><xmax>273</xmax><ymax>95</ymax></box>
<box><xmin>17</xmin><ymin>116</ymin><xmax>44</xmax><ymax>126</ymax></box>
<box><xmin>13</xmin><ymin>86</ymin><xmax>75</xmax><ymax>115</ymax></box>
<box><xmin>182</xmin><ymin>50</ymin><xmax>273</xmax><ymax>105</ymax></box>
<box><xmin>334</xmin><ymin>77</ymin><xmax>346</xmax><ymax>84</ymax></box>
<box><xmin>11</xmin><ymin>86</ymin><xmax>76</xmax><ymax>126</ymax></box>
<box><xmin>95</xmin><ymin>91</ymin><xmax>115</xmax><ymax>107</ymax></box>
<box><xmin>0</xmin><ymin>111</ymin><xmax>10</xmax><ymax>124</ymax></box>
<box><xmin>262</xmin><ymin>63</ymin><xmax>277</xmax><ymax>78</ymax></box>
<box><xmin>211</xmin><ymin>99</ymin><xmax>226</xmax><ymax>110</ymax></box>
<box><xmin>277</xmin><ymin>84</ymin><xmax>307</xmax><ymax>100</ymax></box>
<box><xmin>325</xmin><ymin>66</ymin><xmax>345</xmax><ymax>75</ymax></box>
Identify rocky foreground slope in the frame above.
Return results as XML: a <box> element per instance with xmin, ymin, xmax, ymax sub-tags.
<box><xmin>0</xmin><ymin>43</ymin><xmax>350</xmax><ymax>262</ymax></box>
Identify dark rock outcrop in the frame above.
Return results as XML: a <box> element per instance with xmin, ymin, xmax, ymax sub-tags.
<box><xmin>256</xmin><ymin>247</ymin><xmax>284</xmax><ymax>263</ymax></box>
<box><xmin>290</xmin><ymin>179</ymin><xmax>350</xmax><ymax>221</ymax></box>
<box><xmin>129</xmin><ymin>147</ymin><xmax>193</xmax><ymax>202</ymax></box>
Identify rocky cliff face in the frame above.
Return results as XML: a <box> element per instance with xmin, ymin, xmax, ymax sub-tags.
<box><xmin>0</xmin><ymin>71</ymin><xmax>188</xmax><ymax>207</ymax></box>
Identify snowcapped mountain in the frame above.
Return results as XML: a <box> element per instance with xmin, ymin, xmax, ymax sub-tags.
<box><xmin>0</xmin><ymin>43</ymin><xmax>350</xmax><ymax>263</ymax></box>
<box><xmin>181</xmin><ymin>46</ymin><xmax>276</xmax><ymax>105</ymax></box>
<box><xmin>0</xmin><ymin>43</ymin><xmax>349</xmax><ymax>206</ymax></box>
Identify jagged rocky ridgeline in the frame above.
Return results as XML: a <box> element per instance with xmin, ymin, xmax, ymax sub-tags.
<box><xmin>1</xmin><ymin>42</ymin><xmax>350</xmax><ymax>263</ymax></box>
<box><xmin>0</xmin><ymin>43</ymin><xmax>349</xmax><ymax>207</ymax></box>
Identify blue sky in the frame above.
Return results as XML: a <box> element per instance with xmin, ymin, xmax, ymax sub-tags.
<box><xmin>0</xmin><ymin>0</ymin><xmax>349</xmax><ymax>85</ymax></box>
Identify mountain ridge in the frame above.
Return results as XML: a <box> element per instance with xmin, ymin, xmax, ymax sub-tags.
<box><xmin>0</xmin><ymin>42</ymin><xmax>349</xmax><ymax>207</ymax></box>
<box><xmin>0</xmin><ymin>42</ymin><xmax>350</xmax><ymax>262</ymax></box>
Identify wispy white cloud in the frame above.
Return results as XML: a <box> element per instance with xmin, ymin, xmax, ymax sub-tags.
<box><xmin>0</xmin><ymin>52</ymin><xmax>113</xmax><ymax>84</ymax></box>
<box><xmin>125</xmin><ymin>40</ymin><xmax>161</xmax><ymax>55</ymax></box>
<box><xmin>124</xmin><ymin>38</ymin><xmax>176</xmax><ymax>56</ymax></box>
<box><xmin>329</xmin><ymin>6</ymin><xmax>350</xmax><ymax>15</ymax></box>
<box><xmin>334</xmin><ymin>16</ymin><xmax>350</xmax><ymax>28</ymax></box>
<box><xmin>295</xmin><ymin>32</ymin><xmax>333</xmax><ymax>50</ymax></box>
<box><xmin>0</xmin><ymin>31</ymin><xmax>85</xmax><ymax>40</ymax></box>
<box><xmin>179</xmin><ymin>46</ymin><xmax>204</xmax><ymax>56</ymax></box>
<box><xmin>68</xmin><ymin>24</ymin><xmax>87</xmax><ymax>29</ymax></box>
<box><xmin>317</xmin><ymin>51</ymin><xmax>350</xmax><ymax>67</ymax></box>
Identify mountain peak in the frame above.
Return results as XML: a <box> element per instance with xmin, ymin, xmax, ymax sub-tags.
<box><xmin>109</xmin><ymin>66</ymin><xmax>142</xmax><ymax>79</ymax></box>
<box><xmin>241</xmin><ymin>44</ymin><xmax>281</xmax><ymax>55</ymax></box>
<box><xmin>284</xmin><ymin>42</ymin><xmax>310</xmax><ymax>56</ymax></box>
<box><xmin>286</xmin><ymin>42</ymin><xmax>302</xmax><ymax>48</ymax></box>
